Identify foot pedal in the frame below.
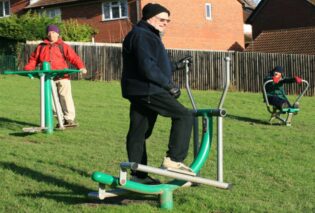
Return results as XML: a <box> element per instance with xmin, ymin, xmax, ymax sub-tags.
<box><xmin>64</xmin><ymin>123</ymin><xmax>78</xmax><ymax>128</ymax></box>
<box><xmin>23</xmin><ymin>127</ymin><xmax>45</xmax><ymax>133</ymax></box>
<box><xmin>162</xmin><ymin>167</ymin><xmax>196</xmax><ymax>176</ymax></box>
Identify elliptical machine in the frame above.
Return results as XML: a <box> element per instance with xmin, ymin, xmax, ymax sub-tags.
<box><xmin>88</xmin><ymin>57</ymin><xmax>232</xmax><ymax>210</ymax></box>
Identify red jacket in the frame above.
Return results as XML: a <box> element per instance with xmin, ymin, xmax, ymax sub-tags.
<box><xmin>24</xmin><ymin>38</ymin><xmax>85</xmax><ymax>79</ymax></box>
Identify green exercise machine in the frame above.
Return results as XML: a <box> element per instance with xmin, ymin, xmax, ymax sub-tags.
<box><xmin>4</xmin><ymin>62</ymin><xmax>80</xmax><ymax>133</ymax></box>
<box><xmin>263</xmin><ymin>79</ymin><xmax>309</xmax><ymax>126</ymax></box>
<box><xmin>88</xmin><ymin>57</ymin><xmax>232</xmax><ymax>210</ymax></box>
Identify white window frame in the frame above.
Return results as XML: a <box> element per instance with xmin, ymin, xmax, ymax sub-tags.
<box><xmin>0</xmin><ymin>0</ymin><xmax>10</xmax><ymax>18</ymax></box>
<box><xmin>45</xmin><ymin>8</ymin><xmax>61</xmax><ymax>19</ymax></box>
<box><xmin>102</xmin><ymin>0</ymin><xmax>128</xmax><ymax>21</ymax></box>
<box><xmin>205</xmin><ymin>3</ymin><xmax>212</xmax><ymax>20</ymax></box>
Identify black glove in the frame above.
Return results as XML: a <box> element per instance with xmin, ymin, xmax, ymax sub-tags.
<box><xmin>175</xmin><ymin>56</ymin><xmax>193</xmax><ymax>70</ymax></box>
<box><xmin>164</xmin><ymin>82</ymin><xmax>181</xmax><ymax>99</ymax></box>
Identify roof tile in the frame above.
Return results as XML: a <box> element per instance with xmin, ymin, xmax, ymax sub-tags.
<box><xmin>245</xmin><ymin>27</ymin><xmax>315</xmax><ymax>55</ymax></box>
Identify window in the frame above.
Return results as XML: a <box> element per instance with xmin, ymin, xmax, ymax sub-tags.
<box><xmin>102</xmin><ymin>0</ymin><xmax>128</xmax><ymax>21</ymax></box>
<box><xmin>205</xmin><ymin>3</ymin><xmax>212</xmax><ymax>20</ymax></box>
<box><xmin>45</xmin><ymin>8</ymin><xmax>61</xmax><ymax>19</ymax></box>
<box><xmin>0</xmin><ymin>0</ymin><xmax>10</xmax><ymax>17</ymax></box>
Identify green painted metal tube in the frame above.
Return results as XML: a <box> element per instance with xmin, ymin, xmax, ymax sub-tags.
<box><xmin>160</xmin><ymin>189</ymin><xmax>173</xmax><ymax>210</ymax></box>
<box><xmin>190</xmin><ymin>115</ymin><xmax>213</xmax><ymax>172</ymax></box>
<box><xmin>43</xmin><ymin>62</ymin><xmax>53</xmax><ymax>134</ymax></box>
<box><xmin>92</xmin><ymin>171</ymin><xmax>178</xmax><ymax>194</ymax></box>
<box><xmin>166</xmin><ymin>112</ymin><xmax>213</xmax><ymax>186</ymax></box>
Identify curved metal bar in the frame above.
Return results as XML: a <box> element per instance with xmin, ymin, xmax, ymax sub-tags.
<box><xmin>293</xmin><ymin>80</ymin><xmax>309</xmax><ymax>104</ymax></box>
<box><xmin>262</xmin><ymin>79</ymin><xmax>273</xmax><ymax>107</ymax></box>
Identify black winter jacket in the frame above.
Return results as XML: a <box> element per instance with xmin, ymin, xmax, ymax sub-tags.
<box><xmin>121</xmin><ymin>20</ymin><xmax>173</xmax><ymax>98</ymax></box>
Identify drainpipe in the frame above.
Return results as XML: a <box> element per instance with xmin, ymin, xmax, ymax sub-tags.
<box><xmin>136</xmin><ymin>0</ymin><xmax>141</xmax><ymax>22</ymax></box>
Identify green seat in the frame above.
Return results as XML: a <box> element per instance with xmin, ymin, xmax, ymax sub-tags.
<box><xmin>281</xmin><ymin>108</ymin><xmax>300</xmax><ymax>113</ymax></box>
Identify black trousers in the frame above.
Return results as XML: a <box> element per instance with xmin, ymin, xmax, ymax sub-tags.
<box><xmin>268</xmin><ymin>96</ymin><xmax>290</xmax><ymax>110</ymax></box>
<box><xmin>126</xmin><ymin>92</ymin><xmax>193</xmax><ymax>178</ymax></box>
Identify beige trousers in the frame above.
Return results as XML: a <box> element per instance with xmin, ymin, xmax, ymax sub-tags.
<box><xmin>53</xmin><ymin>79</ymin><xmax>75</xmax><ymax>121</ymax></box>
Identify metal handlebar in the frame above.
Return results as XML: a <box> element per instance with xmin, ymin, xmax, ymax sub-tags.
<box><xmin>184</xmin><ymin>60</ymin><xmax>197</xmax><ymax>111</ymax></box>
<box><xmin>218</xmin><ymin>57</ymin><xmax>231</xmax><ymax>109</ymax></box>
<box><xmin>294</xmin><ymin>80</ymin><xmax>309</xmax><ymax>104</ymax></box>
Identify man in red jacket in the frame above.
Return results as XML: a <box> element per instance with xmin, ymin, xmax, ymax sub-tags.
<box><xmin>24</xmin><ymin>24</ymin><xmax>87</xmax><ymax>127</ymax></box>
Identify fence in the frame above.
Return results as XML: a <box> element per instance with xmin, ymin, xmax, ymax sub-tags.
<box><xmin>19</xmin><ymin>43</ymin><xmax>315</xmax><ymax>96</ymax></box>
<box><xmin>0</xmin><ymin>55</ymin><xmax>16</xmax><ymax>74</ymax></box>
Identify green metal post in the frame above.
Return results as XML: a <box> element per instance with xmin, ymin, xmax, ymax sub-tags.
<box><xmin>43</xmin><ymin>62</ymin><xmax>53</xmax><ymax>133</ymax></box>
<box><xmin>160</xmin><ymin>190</ymin><xmax>173</xmax><ymax>210</ymax></box>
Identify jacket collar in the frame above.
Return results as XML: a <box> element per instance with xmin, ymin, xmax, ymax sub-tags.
<box><xmin>137</xmin><ymin>20</ymin><xmax>160</xmax><ymax>37</ymax></box>
<box><xmin>43</xmin><ymin>37</ymin><xmax>63</xmax><ymax>45</ymax></box>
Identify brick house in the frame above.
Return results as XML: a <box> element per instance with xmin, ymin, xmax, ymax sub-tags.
<box><xmin>246</xmin><ymin>0</ymin><xmax>315</xmax><ymax>39</ymax></box>
<box><xmin>5</xmin><ymin>0</ymin><xmax>245</xmax><ymax>51</ymax></box>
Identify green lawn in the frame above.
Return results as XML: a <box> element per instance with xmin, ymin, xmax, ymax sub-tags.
<box><xmin>0</xmin><ymin>75</ymin><xmax>314</xmax><ymax>213</ymax></box>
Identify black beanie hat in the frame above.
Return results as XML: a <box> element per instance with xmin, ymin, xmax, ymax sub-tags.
<box><xmin>270</xmin><ymin>66</ymin><xmax>284</xmax><ymax>76</ymax></box>
<box><xmin>274</xmin><ymin>66</ymin><xmax>284</xmax><ymax>73</ymax></box>
<box><xmin>142</xmin><ymin>3</ymin><xmax>170</xmax><ymax>20</ymax></box>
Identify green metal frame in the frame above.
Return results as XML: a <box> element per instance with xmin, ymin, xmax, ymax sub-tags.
<box><xmin>4</xmin><ymin>61</ymin><xmax>80</xmax><ymax>134</ymax></box>
<box><xmin>91</xmin><ymin>109</ymin><xmax>217</xmax><ymax>209</ymax></box>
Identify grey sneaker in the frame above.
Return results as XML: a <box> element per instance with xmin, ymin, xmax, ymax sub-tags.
<box><xmin>130</xmin><ymin>175</ymin><xmax>161</xmax><ymax>184</ymax></box>
<box><xmin>293</xmin><ymin>102</ymin><xmax>299</xmax><ymax>109</ymax></box>
<box><xmin>161</xmin><ymin>157</ymin><xmax>196</xmax><ymax>176</ymax></box>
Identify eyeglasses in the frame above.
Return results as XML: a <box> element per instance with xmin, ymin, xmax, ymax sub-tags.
<box><xmin>155</xmin><ymin>16</ymin><xmax>171</xmax><ymax>23</ymax></box>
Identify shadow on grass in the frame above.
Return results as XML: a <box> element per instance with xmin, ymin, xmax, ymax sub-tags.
<box><xmin>227</xmin><ymin>114</ymin><xmax>270</xmax><ymax>125</ymax></box>
<box><xmin>21</xmin><ymin>191</ymin><xmax>158</xmax><ymax>207</ymax></box>
<box><xmin>0</xmin><ymin>161</ymin><xmax>159</xmax><ymax>206</ymax></box>
<box><xmin>0</xmin><ymin>117</ymin><xmax>37</xmax><ymax>128</ymax></box>
<box><xmin>0</xmin><ymin>117</ymin><xmax>41</xmax><ymax>137</ymax></box>
<box><xmin>9</xmin><ymin>132</ymin><xmax>38</xmax><ymax>137</ymax></box>
<box><xmin>50</xmin><ymin>161</ymin><xmax>91</xmax><ymax>178</ymax></box>
<box><xmin>0</xmin><ymin>117</ymin><xmax>39</xmax><ymax>136</ymax></box>
<box><xmin>0</xmin><ymin>161</ymin><xmax>90</xmax><ymax>204</ymax></box>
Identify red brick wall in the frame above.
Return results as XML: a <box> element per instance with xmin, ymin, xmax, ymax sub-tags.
<box><xmin>141</xmin><ymin>0</ymin><xmax>244</xmax><ymax>50</ymax></box>
<box><xmin>12</xmin><ymin>0</ymin><xmax>244</xmax><ymax>50</ymax></box>
<box><xmin>250</xmin><ymin>0</ymin><xmax>315</xmax><ymax>39</ymax></box>
<box><xmin>10</xmin><ymin>0</ymin><xmax>28</xmax><ymax>15</ymax></box>
<box><xmin>61</xmin><ymin>2</ymin><xmax>133</xmax><ymax>43</ymax></box>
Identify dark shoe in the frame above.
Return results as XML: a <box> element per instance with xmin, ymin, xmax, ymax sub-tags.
<box><xmin>130</xmin><ymin>175</ymin><xmax>161</xmax><ymax>184</ymax></box>
<box><xmin>64</xmin><ymin>120</ymin><xmax>78</xmax><ymax>127</ymax></box>
<box><xmin>56</xmin><ymin>123</ymin><xmax>64</xmax><ymax>129</ymax></box>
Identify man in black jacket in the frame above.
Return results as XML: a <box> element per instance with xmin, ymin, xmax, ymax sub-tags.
<box><xmin>121</xmin><ymin>3</ymin><xmax>194</xmax><ymax>184</ymax></box>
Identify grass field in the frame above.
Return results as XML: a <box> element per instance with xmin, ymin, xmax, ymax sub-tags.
<box><xmin>0</xmin><ymin>75</ymin><xmax>314</xmax><ymax>213</ymax></box>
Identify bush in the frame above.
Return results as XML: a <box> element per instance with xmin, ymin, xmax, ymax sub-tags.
<box><xmin>0</xmin><ymin>11</ymin><xmax>97</xmax><ymax>42</ymax></box>
<box><xmin>60</xmin><ymin>19</ymin><xmax>98</xmax><ymax>42</ymax></box>
<box><xmin>0</xmin><ymin>12</ymin><xmax>58</xmax><ymax>41</ymax></box>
